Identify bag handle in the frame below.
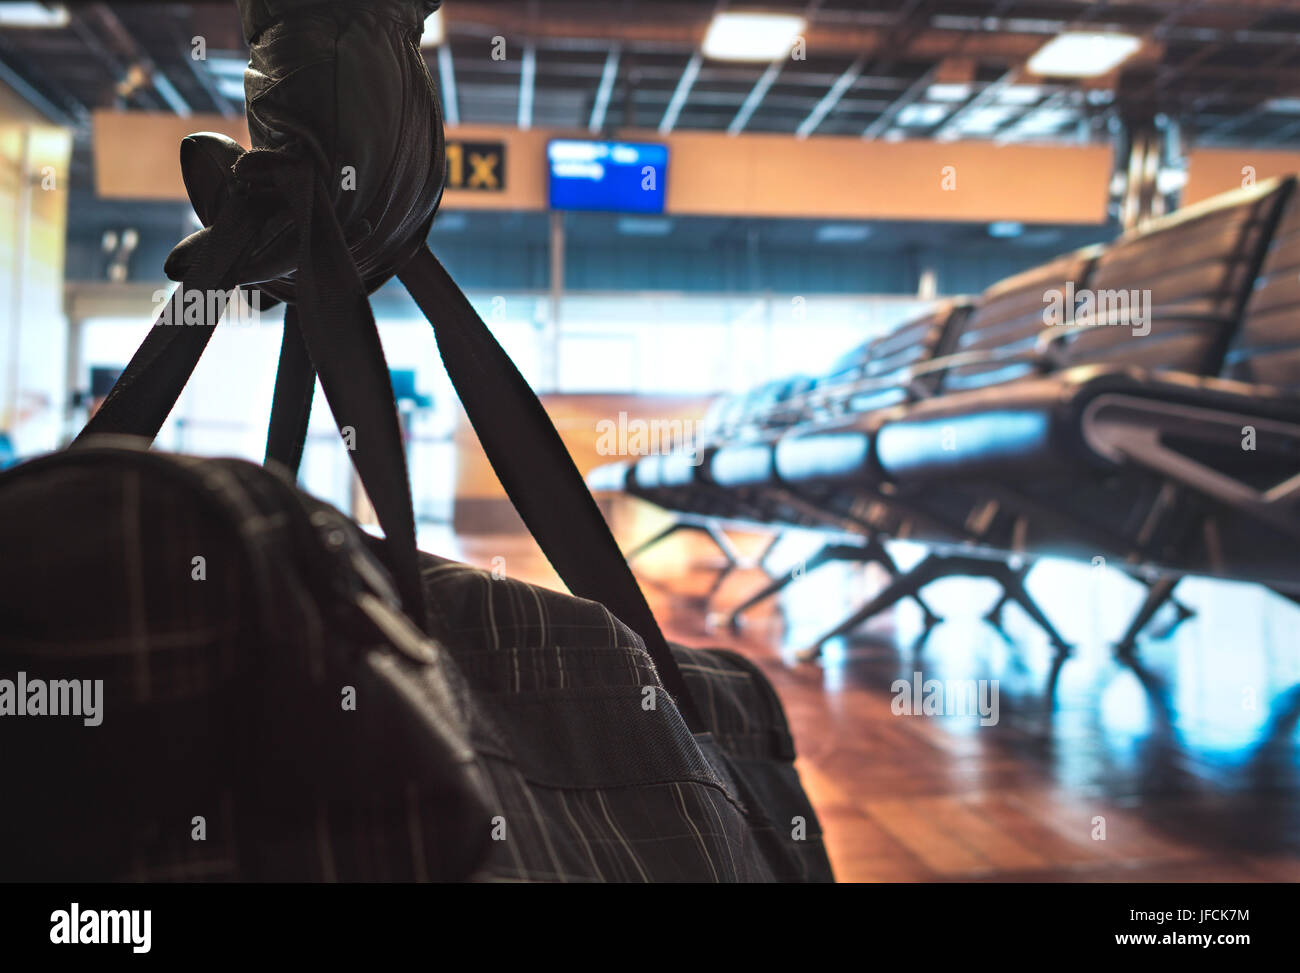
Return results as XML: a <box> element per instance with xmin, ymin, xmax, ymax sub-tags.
<box><xmin>397</xmin><ymin>244</ymin><xmax>705</xmax><ymax>732</ymax></box>
<box><xmin>267</xmin><ymin>163</ymin><xmax>428</xmax><ymax>626</ymax></box>
<box><xmin>75</xmin><ymin>194</ymin><xmax>263</xmax><ymax>444</ymax></box>
<box><xmin>74</xmin><ymin>157</ymin><xmax>704</xmax><ymax>732</ymax></box>
<box><xmin>75</xmin><ymin>154</ymin><xmax>429</xmax><ymax>631</ymax></box>
<box><xmin>265</xmin><ymin>303</ymin><xmax>315</xmax><ymax>476</ymax></box>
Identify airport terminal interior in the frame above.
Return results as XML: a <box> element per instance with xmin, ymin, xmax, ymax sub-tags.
<box><xmin>4</xmin><ymin>0</ymin><xmax>1300</xmax><ymax>882</ymax></box>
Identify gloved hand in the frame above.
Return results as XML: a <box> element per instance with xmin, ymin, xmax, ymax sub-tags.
<box><xmin>164</xmin><ymin>0</ymin><xmax>445</xmax><ymax>300</ymax></box>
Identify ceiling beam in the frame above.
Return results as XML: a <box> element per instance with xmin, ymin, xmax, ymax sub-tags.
<box><xmin>148</xmin><ymin>70</ymin><xmax>192</xmax><ymax>118</ymax></box>
<box><xmin>931</xmin><ymin>69</ymin><xmax>1020</xmax><ymax>141</ymax></box>
<box><xmin>445</xmin><ymin>0</ymin><xmax>1300</xmax><ymax>58</ymax></box>
<box><xmin>1195</xmin><ymin>53</ymin><xmax>1299</xmax><ymax>142</ymax></box>
<box><xmin>934</xmin><ymin>0</ymin><xmax>1107</xmax><ymax>144</ymax></box>
<box><xmin>658</xmin><ymin>52</ymin><xmax>701</xmax><ymax>135</ymax></box>
<box><xmin>90</xmin><ymin>4</ymin><xmax>191</xmax><ymax>115</ymax></box>
<box><xmin>862</xmin><ymin>66</ymin><xmax>937</xmax><ymax>140</ymax></box>
<box><xmin>438</xmin><ymin>43</ymin><xmax>460</xmax><ymax>126</ymax></box>
<box><xmin>795</xmin><ymin>56</ymin><xmax>865</xmax><ymax>138</ymax></box>
<box><xmin>65</xmin><ymin>8</ymin><xmax>158</xmax><ymax>111</ymax></box>
<box><xmin>726</xmin><ymin>0</ymin><xmax>826</xmax><ymax>137</ymax></box>
<box><xmin>164</xmin><ymin>13</ymin><xmax>236</xmax><ymax>118</ymax></box>
<box><xmin>1177</xmin><ymin>21</ymin><xmax>1295</xmax><ymax>139</ymax></box>
<box><xmin>0</xmin><ymin>51</ymin><xmax>83</xmax><ymax>128</ymax></box>
<box><xmin>728</xmin><ymin>62</ymin><xmax>782</xmax><ymax>136</ymax></box>
<box><xmin>850</xmin><ymin>0</ymin><xmax>941</xmax><ymax>141</ymax></box>
<box><xmin>1261</xmin><ymin>115</ymin><xmax>1300</xmax><ymax>145</ymax></box>
<box><xmin>517</xmin><ymin>42</ymin><xmax>536</xmax><ymax>130</ymax></box>
<box><xmin>588</xmin><ymin>45</ymin><xmax>620</xmax><ymax>133</ymax></box>
<box><xmin>995</xmin><ymin>86</ymin><xmax>1079</xmax><ymax>144</ymax></box>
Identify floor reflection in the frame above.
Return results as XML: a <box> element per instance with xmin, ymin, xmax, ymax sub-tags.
<box><xmin>447</xmin><ymin>523</ymin><xmax>1300</xmax><ymax>881</ymax></box>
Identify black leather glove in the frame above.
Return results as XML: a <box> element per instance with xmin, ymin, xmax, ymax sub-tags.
<box><xmin>165</xmin><ymin>0</ymin><xmax>445</xmax><ymax>300</ymax></box>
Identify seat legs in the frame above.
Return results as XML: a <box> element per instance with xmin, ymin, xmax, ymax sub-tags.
<box><xmin>1129</xmin><ymin>573</ymin><xmax>1196</xmax><ymax>641</ymax></box>
<box><xmin>796</xmin><ymin>552</ymin><xmax>946</xmax><ymax>662</ymax></box>
<box><xmin>625</xmin><ymin>517</ymin><xmax>740</xmax><ymax>566</ymax></box>
<box><xmin>986</xmin><ymin>560</ymin><xmax>1072</xmax><ymax>655</ymax></box>
<box><xmin>798</xmin><ymin>552</ymin><xmax>1070</xmax><ymax>662</ymax></box>
<box><xmin>626</xmin><ymin>518</ymin><xmax>771</xmax><ymax>606</ymax></box>
<box><xmin>1114</xmin><ymin>575</ymin><xmax>1186</xmax><ymax>659</ymax></box>
<box><xmin>729</xmin><ymin>536</ymin><xmax>941</xmax><ymax>631</ymax></box>
<box><xmin>702</xmin><ymin>521</ymin><xmax>744</xmax><ymax>567</ymax></box>
<box><xmin>982</xmin><ymin>564</ymin><xmax>1030</xmax><ymax>630</ymax></box>
<box><xmin>987</xmin><ymin>565</ymin><xmax>1196</xmax><ymax>661</ymax></box>
<box><xmin>753</xmin><ymin>530</ymin><xmax>785</xmax><ymax>575</ymax></box>
<box><xmin>728</xmin><ymin>544</ymin><xmax>837</xmax><ymax>630</ymax></box>
<box><xmin>624</xmin><ymin>520</ymin><xmax>687</xmax><ymax>561</ymax></box>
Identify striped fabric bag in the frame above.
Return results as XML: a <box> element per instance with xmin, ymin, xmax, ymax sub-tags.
<box><xmin>0</xmin><ymin>0</ymin><xmax>831</xmax><ymax>882</ymax></box>
<box><xmin>0</xmin><ymin>442</ymin><xmax>831</xmax><ymax>882</ymax></box>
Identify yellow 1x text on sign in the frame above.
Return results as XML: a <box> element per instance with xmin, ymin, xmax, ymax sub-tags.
<box><xmin>445</xmin><ymin>140</ymin><xmax>507</xmax><ymax>191</ymax></box>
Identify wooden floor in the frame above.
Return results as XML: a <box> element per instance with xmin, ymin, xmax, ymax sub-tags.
<box><xmin>431</xmin><ymin>521</ymin><xmax>1300</xmax><ymax>882</ymax></box>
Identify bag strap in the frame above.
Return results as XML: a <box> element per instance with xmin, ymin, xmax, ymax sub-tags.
<box><xmin>397</xmin><ymin>244</ymin><xmax>705</xmax><ymax>732</ymax></box>
<box><xmin>74</xmin><ymin>154</ymin><xmax>429</xmax><ymax>632</ymax></box>
<box><xmin>264</xmin><ymin>303</ymin><xmax>315</xmax><ymax>477</ymax></box>
<box><xmin>73</xmin><ymin>155</ymin><xmax>703</xmax><ymax>731</ymax></box>
<box><xmin>74</xmin><ymin>196</ymin><xmax>264</xmax><ymax>443</ymax></box>
<box><xmin>266</xmin><ymin>164</ymin><xmax>428</xmax><ymax>629</ymax></box>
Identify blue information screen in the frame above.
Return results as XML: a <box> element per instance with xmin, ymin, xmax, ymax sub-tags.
<box><xmin>547</xmin><ymin>140</ymin><xmax>669</xmax><ymax>213</ymax></box>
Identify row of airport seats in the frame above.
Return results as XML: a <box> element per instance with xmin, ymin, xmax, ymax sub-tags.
<box><xmin>589</xmin><ymin>175</ymin><xmax>1300</xmax><ymax>660</ymax></box>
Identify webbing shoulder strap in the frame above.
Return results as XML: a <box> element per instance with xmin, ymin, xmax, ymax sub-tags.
<box><xmin>265</xmin><ymin>304</ymin><xmax>315</xmax><ymax>476</ymax></box>
<box><xmin>75</xmin><ymin>166</ymin><xmax>430</xmax><ymax>633</ymax></box>
<box><xmin>397</xmin><ymin>244</ymin><xmax>705</xmax><ymax>732</ymax></box>
<box><xmin>262</xmin><ymin>169</ymin><xmax>428</xmax><ymax>628</ymax></box>
<box><xmin>75</xmin><ymin>198</ymin><xmax>263</xmax><ymax>444</ymax></box>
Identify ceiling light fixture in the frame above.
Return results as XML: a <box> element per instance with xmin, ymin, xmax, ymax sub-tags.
<box><xmin>1027</xmin><ymin>32</ymin><xmax>1141</xmax><ymax>78</ymax></box>
<box><xmin>0</xmin><ymin>3</ymin><xmax>69</xmax><ymax>28</ymax></box>
<box><xmin>702</xmin><ymin>12</ymin><xmax>805</xmax><ymax>62</ymax></box>
<box><xmin>927</xmin><ymin>83</ymin><xmax>972</xmax><ymax>102</ymax></box>
<box><xmin>998</xmin><ymin>85</ymin><xmax>1043</xmax><ymax>105</ymax></box>
<box><xmin>897</xmin><ymin>104</ymin><xmax>949</xmax><ymax>127</ymax></box>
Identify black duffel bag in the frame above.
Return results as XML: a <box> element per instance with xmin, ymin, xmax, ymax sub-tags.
<box><xmin>0</xmin><ymin>0</ymin><xmax>832</xmax><ymax>882</ymax></box>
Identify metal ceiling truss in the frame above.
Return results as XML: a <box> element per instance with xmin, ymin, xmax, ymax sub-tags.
<box><xmin>1</xmin><ymin>0</ymin><xmax>1299</xmax><ymax>146</ymax></box>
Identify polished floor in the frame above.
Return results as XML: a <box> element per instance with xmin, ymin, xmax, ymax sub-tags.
<box><xmin>431</xmin><ymin>519</ymin><xmax>1300</xmax><ymax>882</ymax></box>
